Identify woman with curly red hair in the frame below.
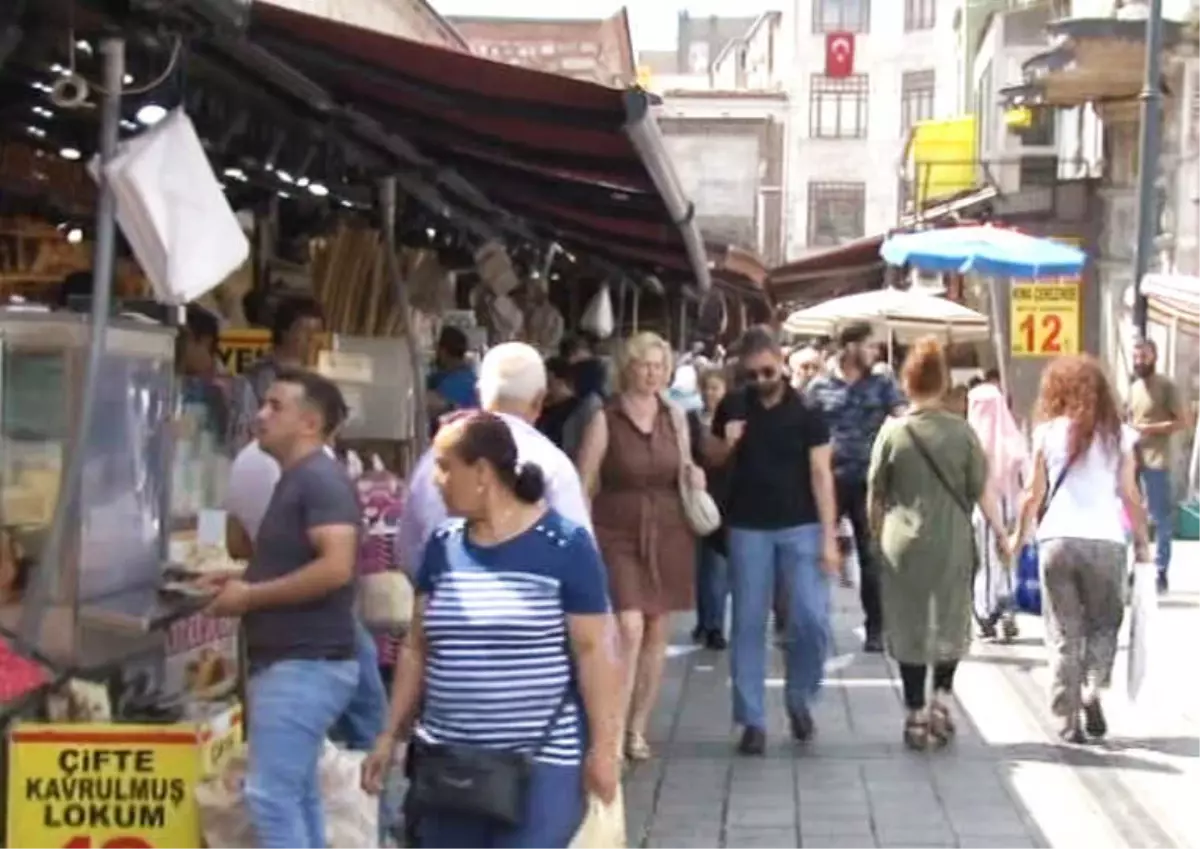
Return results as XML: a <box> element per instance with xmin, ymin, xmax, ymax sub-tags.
<box><xmin>1011</xmin><ymin>355</ymin><xmax>1150</xmax><ymax>744</ymax></box>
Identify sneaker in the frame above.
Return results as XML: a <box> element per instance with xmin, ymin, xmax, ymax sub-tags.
<box><xmin>691</xmin><ymin>625</ymin><xmax>705</xmax><ymax>643</ymax></box>
<box><xmin>737</xmin><ymin>726</ymin><xmax>766</xmax><ymax>756</ymax></box>
<box><xmin>1058</xmin><ymin>726</ymin><xmax>1086</xmax><ymax>745</ymax></box>
<box><xmin>789</xmin><ymin>707</ymin><xmax>815</xmax><ymax>743</ymax></box>
<box><xmin>863</xmin><ymin>632</ymin><xmax>884</xmax><ymax>653</ymax></box>
<box><xmin>1157</xmin><ymin>573</ymin><xmax>1169</xmax><ymax>595</ymax></box>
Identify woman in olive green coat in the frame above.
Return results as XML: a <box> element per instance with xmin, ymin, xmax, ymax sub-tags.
<box><xmin>868</xmin><ymin>338</ymin><xmax>1010</xmax><ymax>751</ymax></box>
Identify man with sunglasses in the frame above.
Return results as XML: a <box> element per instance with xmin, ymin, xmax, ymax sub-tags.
<box><xmin>712</xmin><ymin>327</ymin><xmax>841</xmax><ymax>755</ymax></box>
<box><xmin>806</xmin><ymin>322</ymin><xmax>907</xmax><ymax>653</ymax></box>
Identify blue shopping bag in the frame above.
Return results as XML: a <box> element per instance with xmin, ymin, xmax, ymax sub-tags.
<box><xmin>1014</xmin><ymin>544</ymin><xmax>1042</xmax><ymax>615</ymax></box>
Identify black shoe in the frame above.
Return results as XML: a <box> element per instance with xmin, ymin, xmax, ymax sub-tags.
<box><xmin>1157</xmin><ymin>573</ymin><xmax>1169</xmax><ymax>594</ymax></box>
<box><xmin>691</xmin><ymin>624</ymin><xmax>705</xmax><ymax>643</ymax></box>
<box><xmin>1058</xmin><ymin>726</ymin><xmax>1086</xmax><ymax>745</ymax></box>
<box><xmin>863</xmin><ymin>632</ymin><xmax>884</xmax><ymax>653</ymax></box>
<box><xmin>737</xmin><ymin>726</ymin><xmax>766</xmax><ymax>756</ymax></box>
<box><xmin>789</xmin><ymin>707</ymin><xmax>815</xmax><ymax>743</ymax></box>
<box><xmin>1082</xmin><ymin>699</ymin><xmax>1108</xmax><ymax>738</ymax></box>
<box><xmin>704</xmin><ymin>630</ymin><xmax>728</xmax><ymax>651</ymax></box>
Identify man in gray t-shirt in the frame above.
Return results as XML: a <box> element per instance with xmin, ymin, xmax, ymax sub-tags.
<box><xmin>206</xmin><ymin>368</ymin><xmax>360</xmax><ymax>848</ymax></box>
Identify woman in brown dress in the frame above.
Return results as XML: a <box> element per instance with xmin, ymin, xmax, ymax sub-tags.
<box><xmin>577</xmin><ymin>332</ymin><xmax>700</xmax><ymax>761</ymax></box>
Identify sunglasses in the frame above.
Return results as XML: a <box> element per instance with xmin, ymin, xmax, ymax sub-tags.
<box><xmin>746</xmin><ymin>367</ymin><xmax>779</xmax><ymax>382</ymax></box>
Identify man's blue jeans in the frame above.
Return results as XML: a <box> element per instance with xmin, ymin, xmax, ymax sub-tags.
<box><xmin>695</xmin><ymin>544</ymin><xmax>729</xmax><ymax>633</ymax></box>
<box><xmin>331</xmin><ymin>620</ymin><xmax>389</xmax><ymax>750</ymax></box>
<box><xmin>1140</xmin><ymin>467</ymin><xmax>1174</xmax><ymax>576</ymax></box>
<box><xmin>245</xmin><ymin>659</ymin><xmax>358</xmax><ymax>848</ymax></box>
<box><xmin>728</xmin><ymin>524</ymin><xmax>830</xmax><ymax>730</ymax></box>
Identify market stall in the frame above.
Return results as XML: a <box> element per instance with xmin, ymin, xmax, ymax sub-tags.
<box><xmin>781</xmin><ymin>287</ymin><xmax>991</xmax><ymax>344</ymax></box>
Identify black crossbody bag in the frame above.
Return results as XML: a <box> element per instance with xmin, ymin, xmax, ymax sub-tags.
<box><xmin>405</xmin><ymin>662</ymin><xmax>574</xmax><ymax>827</ymax></box>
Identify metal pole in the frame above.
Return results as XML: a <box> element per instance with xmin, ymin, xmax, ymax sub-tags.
<box><xmin>18</xmin><ymin>36</ymin><xmax>125</xmax><ymax>650</ymax></box>
<box><xmin>1131</xmin><ymin>0</ymin><xmax>1165</xmax><ymax>338</ymax></box>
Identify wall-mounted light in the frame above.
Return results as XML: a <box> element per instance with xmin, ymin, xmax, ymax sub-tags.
<box><xmin>308</xmin><ymin>183</ymin><xmax>329</xmax><ymax>197</ymax></box>
<box><xmin>66</xmin><ymin>228</ymin><xmax>83</xmax><ymax>244</ymax></box>
<box><xmin>25</xmin><ymin>125</ymin><xmax>47</xmax><ymax>139</ymax></box>
<box><xmin>59</xmin><ymin>147</ymin><xmax>81</xmax><ymax>161</ymax></box>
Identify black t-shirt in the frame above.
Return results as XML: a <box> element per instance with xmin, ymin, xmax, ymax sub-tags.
<box><xmin>244</xmin><ymin>450</ymin><xmax>361</xmax><ymax>670</ymax></box>
<box><xmin>712</xmin><ymin>386</ymin><xmax>830</xmax><ymax>530</ymax></box>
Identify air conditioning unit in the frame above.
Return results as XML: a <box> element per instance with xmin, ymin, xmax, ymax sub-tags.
<box><xmin>129</xmin><ymin>0</ymin><xmax>252</xmax><ymax>30</ymax></box>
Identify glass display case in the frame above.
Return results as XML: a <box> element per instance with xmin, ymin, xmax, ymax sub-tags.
<box><xmin>0</xmin><ymin>311</ymin><xmax>180</xmax><ymax>667</ymax></box>
<box><xmin>318</xmin><ymin>334</ymin><xmax>417</xmax><ymax>441</ymax></box>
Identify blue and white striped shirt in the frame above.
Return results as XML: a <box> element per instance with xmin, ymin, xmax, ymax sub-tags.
<box><xmin>414</xmin><ymin>510</ymin><xmax>610</xmax><ymax>766</ymax></box>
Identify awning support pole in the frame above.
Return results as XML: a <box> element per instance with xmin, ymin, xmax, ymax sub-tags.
<box><xmin>985</xmin><ymin>275</ymin><xmax>1010</xmax><ymax>400</ymax></box>
<box><xmin>18</xmin><ymin>36</ymin><xmax>125</xmax><ymax>650</ymax></box>
<box><xmin>379</xmin><ymin>176</ymin><xmax>429</xmax><ymax>455</ymax></box>
<box><xmin>1132</xmin><ymin>0</ymin><xmax>1165</xmax><ymax>337</ymax></box>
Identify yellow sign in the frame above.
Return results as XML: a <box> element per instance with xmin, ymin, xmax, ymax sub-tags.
<box><xmin>1004</xmin><ymin>106</ymin><xmax>1032</xmax><ymax>128</ymax></box>
<box><xmin>216</xmin><ymin>328</ymin><xmax>271</xmax><ymax>376</ymax></box>
<box><xmin>910</xmin><ymin>114</ymin><xmax>978</xmax><ymax>206</ymax></box>
<box><xmin>1010</xmin><ymin>281</ymin><xmax>1081</xmax><ymax>357</ymax></box>
<box><xmin>217</xmin><ymin>329</ymin><xmax>329</xmax><ymax>375</ymax></box>
<box><xmin>6</xmin><ymin>707</ymin><xmax>242</xmax><ymax>849</ymax></box>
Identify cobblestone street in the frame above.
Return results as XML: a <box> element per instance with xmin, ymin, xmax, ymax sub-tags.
<box><xmin>622</xmin><ymin>543</ymin><xmax>1199</xmax><ymax>849</ymax></box>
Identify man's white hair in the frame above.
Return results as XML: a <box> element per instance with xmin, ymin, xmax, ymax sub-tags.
<box><xmin>478</xmin><ymin>342</ymin><xmax>547</xmax><ymax>408</ymax></box>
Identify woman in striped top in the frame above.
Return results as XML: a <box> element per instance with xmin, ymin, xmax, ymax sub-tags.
<box><xmin>361</xmin><ymin>412</ymin><xmax>620</xmax><ymax>848</ymax></box>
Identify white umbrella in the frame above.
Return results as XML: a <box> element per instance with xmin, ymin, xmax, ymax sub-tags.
<box><xmin>783</xmin><ymin>288</ymin><xmax>990</xmax><ymax>343</ymax></box>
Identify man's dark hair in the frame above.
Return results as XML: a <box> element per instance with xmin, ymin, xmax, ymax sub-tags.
<box><xmin>545</xmin><ymin>356</ymin><xmax>573</xmax><ymax>383</ymax></box>
<box><xmin>838</xmin><ymin>322</ymin><xmax>872</xmax><ymax>347</ymax></box>
<box><xmin>56</xmin><ymin>271</ymin><xmax>94</xmax><ymax>310</ymax></box>
<box><xmin>274</xmin><ymin>367</ymin><xmax>348</xmax><ymax>437</ymax></box>
<box><xmin>560</xmin><ymin>333</ymin><xmax>594</xmax><ymax>360</ymax></box>
<box><xmin>185</xmin><ymin>306</ymin><xmax>220</xmax><ymax>352</ymax></box>
<box><xmin>737</xmin><ymin>325</ymin><xmax>780</xmax><ymax>359</ymax></box>
<box><xmin>983</xmin><ymin>367</ymin><xmax>1001</xmax><ymax>383</ymax></box>
<box><xmin>437</xmin><ymin>326</ymin><xmax>469</xmax><ymax>360</ymax></box>
<box><xmin>271</xmin><ymin>296</ymin><xmax>324</xmax><ymax>345</ymax></box>
<box><xmin>1136</xmin><ymin>338</ymin><xmax>1157</xmax><ymax>355</ymax></box>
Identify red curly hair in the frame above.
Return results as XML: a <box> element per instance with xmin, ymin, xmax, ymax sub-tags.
<box><xmin>1036</xmin><ymin>355</ymin><xmax>1122</xmax><ymax>460</ymax></box>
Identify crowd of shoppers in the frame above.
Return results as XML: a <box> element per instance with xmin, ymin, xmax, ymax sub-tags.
<box><xmin>198</xmin><ymin>299</ymin><xmax>1181</xmax><ymax>846</ymax></box>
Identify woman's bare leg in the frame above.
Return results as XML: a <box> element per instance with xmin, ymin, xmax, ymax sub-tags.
<box><xmin>627</xmin><ymin>613</ymin><xmax>671</xmax><ymax>743</ymax></box>
<box><xmin>616</xmin><ymin>610</ymin><xmax>645</xmax><ymax>754</ymax></box>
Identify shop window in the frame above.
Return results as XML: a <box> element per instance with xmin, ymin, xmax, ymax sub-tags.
<box><xmin>810</xmin><ymin>74</ymin><xmax>869</xmax><ymax>139</ymax></box>
<box><xmin>812</xmin><ymin>0</ymin><xmax>870</xmax><ymax>33</ymax></box>
<box><xmin>905</xmin><ymin>0</ymin><xmax>935</xmax><ymax>31</ymax></box>
<box><xmin>808</xmin><ymin>181</ymin><xmax>866</xmax><ymax>246</ymax></box>
<box><xmin>901</xmin><ymin>69</ymin><xmax>935</xmax><ymax>135</ymax></box>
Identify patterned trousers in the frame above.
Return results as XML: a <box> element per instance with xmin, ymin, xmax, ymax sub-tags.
<box><xmin>1039</xmin><ymin>538</ymin><xmax>1127</xmax><ymax>723</ymax></box>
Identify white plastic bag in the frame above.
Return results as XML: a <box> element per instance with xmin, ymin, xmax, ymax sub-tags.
<box><xmin>1127</xmin><ymin>560</ymin><xmax>1158</xmax><ymax>702</ymax></box>
<box><xmin>569</xmin><ymin>790</ymin><xmax>626</xmax><ymax>849</ymax></box>
<box><xmin>580</xmin><ymin>285</ymin><xmax>615</xmax><ymax>339</ymax></box>
<box><xmin>839</xmin><ymin>516</ymin><xmax>860</xmax><ymax>589</ymax></box>
<box><xmin>195</xmin><ymin>750</ymin><xmax>255</xmax><ymax>849</ymax></box>
<box><xmin>320</xmin><ymin>740</ymin><xmax>379</xmax><ymax>848</ymax></box>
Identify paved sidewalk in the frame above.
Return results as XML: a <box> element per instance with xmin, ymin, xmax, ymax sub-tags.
<box><xmin>623</xmin><ymin>548</ymin><xmax>1198</xmax><ymax>848</ymax></box>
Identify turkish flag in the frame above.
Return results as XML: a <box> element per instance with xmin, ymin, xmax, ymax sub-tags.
<box><xmin>825</xmin><ymin>32</ymin><xmax>855</xmax><ymax>78</ymax></box>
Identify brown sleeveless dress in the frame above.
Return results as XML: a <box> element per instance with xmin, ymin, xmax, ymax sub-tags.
<box><xmin>593</xmin><ymin>398</ymin><xmax>695</xmax><ymax>614</ymax></box>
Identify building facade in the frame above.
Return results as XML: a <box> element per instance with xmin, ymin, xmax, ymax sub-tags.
<box><xmin>448</xmin><ymin>12</ymin><xmax>636</xmax><ymax>86</ymax></box>
<box><xmin>783</xmin><ymin>0</ymin><xmax>960</xmax><ymax>260</ymax></box>
<box><xmin>641</xmin><ymin>13</ymin><xmax>790</xmax><ymax>265</ymax></box>
<box><xmin>268</xmin><ymin>0</ymin><xmax>465</xmax><ymax>47</ymax></box>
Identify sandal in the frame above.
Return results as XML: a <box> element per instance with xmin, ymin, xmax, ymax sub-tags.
<box><xmin>929</xmin><ymin>700</ymin><xmax>957</xmax><ymax>748</ymax></box>
<box><xmin>625</xmin><ymin>732</ymin><xmax>652</xmax><ymax>761</ymax></box>
<box><xmin>903</xmin><ymin>713</ymin><xmax>929</xmax><ymax>752</ymax></box>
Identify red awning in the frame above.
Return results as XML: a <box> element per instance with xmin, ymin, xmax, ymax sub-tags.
<box><xmin>248</xmin><ymin>3</ymin><xmax>708</xmax><ymax>284</ymax></box>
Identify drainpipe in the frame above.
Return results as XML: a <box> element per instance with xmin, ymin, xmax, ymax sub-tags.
<box><xmin>1132</xmin><ymin>0</ymin><xmax>1165</xmax><ymax>337</ymax></box>
<box><xmin>622</xmin><ymin>90</ymin><xmax>713</xmax><ymax>292</ymax></box>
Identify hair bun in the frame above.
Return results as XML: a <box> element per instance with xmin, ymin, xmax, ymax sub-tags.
<box><xmin>512</xmin><ymin>462</ymin><xmax>547</xmax><ymax>504</ymax></box>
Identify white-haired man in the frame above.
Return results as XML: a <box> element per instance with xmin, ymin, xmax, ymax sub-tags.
<box><xmin>395</xmin><ymin>342</ymin><xmax>593</xmax><ymax>574</ymax></box>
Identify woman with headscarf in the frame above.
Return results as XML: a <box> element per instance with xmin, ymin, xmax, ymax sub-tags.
<box><xmin>967</xmin><ymin>379</ymin><xmax>1029</xmax><ymax>639</ymax></box>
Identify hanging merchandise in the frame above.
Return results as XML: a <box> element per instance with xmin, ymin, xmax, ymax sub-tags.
<box><xmin>474</xmin><ymin>239</ymin><xmax>520</xmax><ymax>297</ymax></box>
<box><xmin>92</xmin><ymin>108</ymin><xmax>249</xmax><ymax>304</ymax></box>
<box><xmin>580</xmin><ymin>284</ymin><xmax>615</xmax><ymax>339</ymax></box>
<box><xmin>525</xmin><ymin>295</ymin><xmax>565</xmax><ymax>355</ymax></box>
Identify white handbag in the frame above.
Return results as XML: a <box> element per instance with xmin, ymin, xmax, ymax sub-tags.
<box><xmin>359</xmin><ymin>571</ymin><xmax>414</xmax><ymax>632</ymax></box>
<box><xmin>665</xmin><ymin>403</ymin><xmax>721</xmax><ymax>537</ymax></box>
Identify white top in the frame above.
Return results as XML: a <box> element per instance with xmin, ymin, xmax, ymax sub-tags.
<box><xmin>1033</xmin><ymin>417</ymin><xmax>1138</xmax><ymax>544</ymax></box>
<box><xmin>225</xmin><ymin>440</ymin><xmax>283</xmax><ymax>539</ymax></box>
<box><xmin>395</xmin><ymin>412</ymin><xmax>593</xmax><ymax>575</ymax></box>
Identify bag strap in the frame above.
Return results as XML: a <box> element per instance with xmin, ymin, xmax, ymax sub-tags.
<box><xmin>529</xmin><ymin>646</ymin><xmax>576</xmax><ymax>757</ymax></box>
<box><xmin>903</xmin><ymin>423</ymin><xmax>973</xmax><ymax>519</ymax></box>
<box><xmin>664</xmin><ymin>401</ymin><xmax>693</xmax><ymax>481</ymax></box>
<box><xmin>1037</xmin><ymin>455</ymin><xmax>1073</xmax><ymax>523</ymax></box>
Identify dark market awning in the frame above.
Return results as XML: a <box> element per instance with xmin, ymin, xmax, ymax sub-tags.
<box><xmin>248</xmin><ymin>2</ymin><xmax>711</xmax><ymax>290</ymax></box>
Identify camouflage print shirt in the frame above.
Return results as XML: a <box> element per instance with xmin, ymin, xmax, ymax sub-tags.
<box><xmin>807</xmin><ymin>366</ymin><xmax>906</xmax><ymax>483</ymax></box>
